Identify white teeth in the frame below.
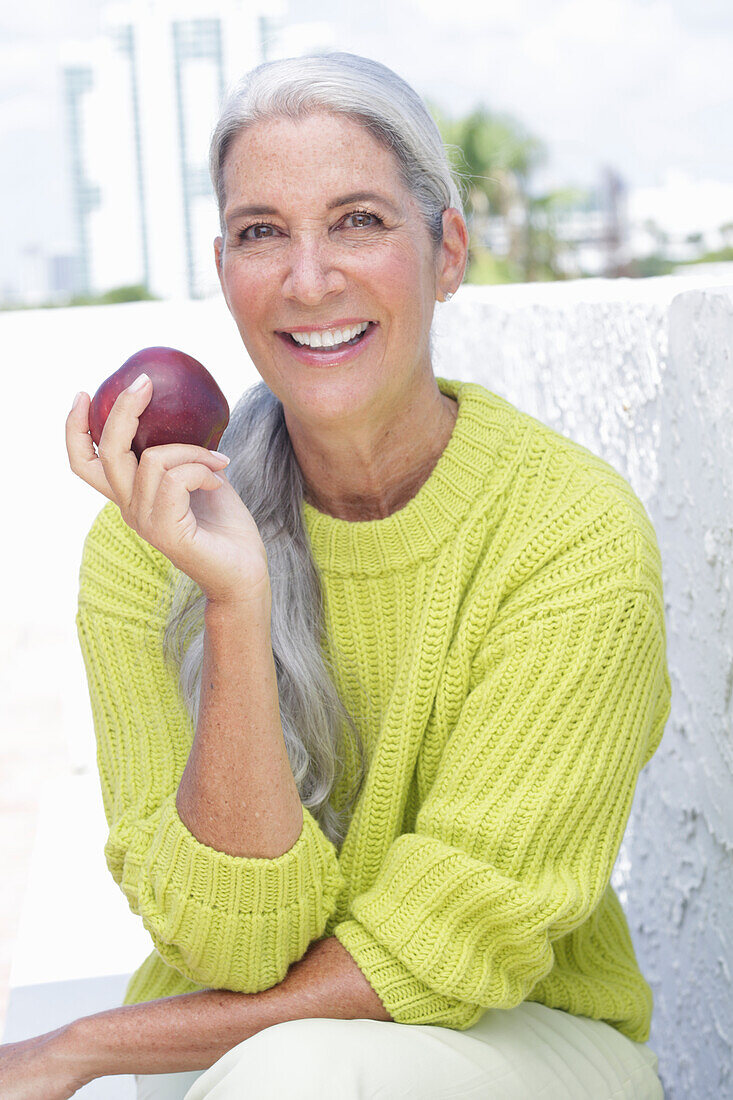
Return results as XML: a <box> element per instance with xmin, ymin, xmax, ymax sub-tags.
<box><xmin>290</xmin><ymin>321</ymin><xmax>369</xmax><ymax>347</ymax></box>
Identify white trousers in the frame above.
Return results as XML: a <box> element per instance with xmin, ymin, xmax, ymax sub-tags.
<box><xmin>136</xmin><ymin>1001</ymin><xmax>663</xmax><ymax>1100</ymax></box>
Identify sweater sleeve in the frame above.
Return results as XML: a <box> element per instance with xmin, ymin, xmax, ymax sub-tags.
<box><xmin>76</xmin><ymin>502</ymin><xmax>345</xmax><ymax>993</ymax></box>
<box><xmin>332</xmin><ymin>582</ymin><xmax>671</xmax><ymax>1029</ymax></box>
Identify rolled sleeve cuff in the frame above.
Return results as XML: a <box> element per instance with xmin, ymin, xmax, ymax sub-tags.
<box><xmin>113</xmin><ymin>796</ymin><xmax>344</xmax><ymax>991</ymax></box>
<box><xmin>333</xmin><ymin>918</ymin><xmax>484</xmax><ymax>1030</ymax></box>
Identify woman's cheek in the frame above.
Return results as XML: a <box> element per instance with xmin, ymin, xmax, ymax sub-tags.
<box><xmin>386</xmin><ymin>238</ymin><xmax>427</xmax><ymax>286</ymax></box>
<box><xmin>356</xmin><ymin>245</ymin><xmax>416</xmax><ymax>297</ymax></box>
<box><xmin>227</xmin><ymin>262</ymin><xmax>274</xmax><ymax>315</ymax></box>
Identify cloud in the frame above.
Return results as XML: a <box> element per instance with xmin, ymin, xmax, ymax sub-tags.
<box><xmin>370</xmin><ymin>0</ymin><xmax>733</xmax><ymax>184</ymax></box>
<box><xmin>0</xmin><ymin>42</ymin><xmax>60</xmax><ymax>109</ymax></box>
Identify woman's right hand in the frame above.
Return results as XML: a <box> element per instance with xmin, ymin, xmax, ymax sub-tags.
<box><xmin>65</xmin><ymin>378</ymin><xmax>272</xmax><ymax>607</ymax></box>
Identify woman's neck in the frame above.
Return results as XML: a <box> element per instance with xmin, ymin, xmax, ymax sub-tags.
<box><xmin>292</xmin><ymin>389</ymin><xmax>459</xmax><ymax>522</ymax></box>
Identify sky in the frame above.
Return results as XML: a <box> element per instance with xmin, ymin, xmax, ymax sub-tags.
<box><xmin>1</xmin><ymin>0</ymin><xmax>732</xmax><ymax>292</ymax></box>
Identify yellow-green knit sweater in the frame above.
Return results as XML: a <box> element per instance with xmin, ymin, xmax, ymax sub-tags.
<box><xmin>76</xmin><ymin>377</ymin><xmax>670</xmax><ymax>1043</ymax></box>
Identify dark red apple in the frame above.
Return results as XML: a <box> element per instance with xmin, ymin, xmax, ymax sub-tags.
<box><xmin>89</xmin><ymin>347</ymin><xmax>230</xmax><ymax>460</ymax></box>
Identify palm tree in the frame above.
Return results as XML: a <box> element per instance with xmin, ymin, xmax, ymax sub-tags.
<box><xmin>429</xmin><ymin>102</ymin><xmax>547</xmax><ymax>277</ymax></box>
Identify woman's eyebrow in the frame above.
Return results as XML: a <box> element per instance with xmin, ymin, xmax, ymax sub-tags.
<box><xmin>226</xmin><ymin>191</ymin><xmax>399</xmax><ymax>224</ymax></box>
<box><xmin>327</xmin><ymin>190</ymin><xmax>398</xmax><ymax>212</ymax></box>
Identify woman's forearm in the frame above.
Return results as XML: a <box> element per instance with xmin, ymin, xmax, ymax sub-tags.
<box><xmin>176</xmin><ymin>594</ymin><xmax>303</xmax><ymax>858</ymax></box>
<box><xmin>68</xmin><ymin>937</ymin><xmax>391</xmax><ymax>1082</ymax></box>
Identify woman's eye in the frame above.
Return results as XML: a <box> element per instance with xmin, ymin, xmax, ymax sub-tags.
<box><xmin>344</xmin><ymin>211</ymin><xmax>381</xmax><ymax>229</ymax></box>
<box><xmin>240</xmin><ymin>224</ymin><xmax>276</xmax><ymax>241</ymax></box>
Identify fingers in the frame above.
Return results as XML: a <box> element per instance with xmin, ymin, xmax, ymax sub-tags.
<box><xmin>137</xmin><ymin>462</ymin><xmax>226</xmax><ymax>557</ymax></box>
<box><xmin>65</xmin><ymin>375</ymin><xmax>151</xmax><ymax>505</ymax></box>
<box><xmin>130</xmin><ymin>445</ymin><xmax>230</xmax><ymax>531</ymax></box>
<box><xmin>96</xmin><ymin>373</ymin><xmax>153</xmax><ymax>509</ymax></box>
<box><xmin>65</xmin><ymin>390</ymin><xmax>116</xmax><ymax>501</ymax></box>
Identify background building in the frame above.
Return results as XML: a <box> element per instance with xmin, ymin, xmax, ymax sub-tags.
<box><xmin>60</xmin><ymin>0</ymin><xmax>335</xmax><ymax>301</ymax></box>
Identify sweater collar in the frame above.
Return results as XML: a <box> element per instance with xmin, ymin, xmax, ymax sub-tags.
<box><xmin>301</xmin><ymin>378</ymin><xmax>514</xmax><ymax>577</ymax></box>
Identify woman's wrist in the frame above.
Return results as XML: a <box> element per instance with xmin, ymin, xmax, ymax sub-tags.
<box><xmin>46</xmin><ymin>1019</ymin><xmax>99</xmax><ymax>1089</ymax></box>
<box><xmin>204</xmin><ymin>583</ymin><xmax>272</xmax><ymax>625</ymax></box>
<box><xmin>203</xmin><ymin>547</ymin><xmax>272</xmax><ymax>616</ymax></box>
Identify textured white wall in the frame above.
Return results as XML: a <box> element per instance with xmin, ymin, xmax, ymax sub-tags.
<box><xmin>432</xmin><ymin>276</ymin><xmax>733</xmax><ymax>1100</ymax></box>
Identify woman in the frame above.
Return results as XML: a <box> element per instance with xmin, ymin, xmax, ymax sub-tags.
<box><xmin>0</xmin><ymin>52</ymin><xmax>668</xmax><ymax>1098</ymax></box>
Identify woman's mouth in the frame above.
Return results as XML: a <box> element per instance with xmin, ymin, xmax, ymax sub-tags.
<box><xmin>276</xmin><ymin>321</ymin><xmax>377</xmax><ymax>365</ymax></box>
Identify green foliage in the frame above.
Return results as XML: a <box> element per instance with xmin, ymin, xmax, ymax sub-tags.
<box><xmin>0</xmin><ymin>284</ymin><xmax>159</xmax><ymax>311</ymax></box>
<box><xmin>627</xmin><ymin>256</ymin><xmax>677</xmax><ymax>278</ymax></box>
<box><xmin>69</xmin><ymin>284</ymin><xmax>158</xmax><ymax>306</ymax></box>
<box><xmin>428</xmin><ymin>99</ymin><xmax>547</xmax><ymax>222</ymax></box>
<box><xmin>427</xmin><ymin>99</ymin><xmax>600</xmax><ymax>284</ymax></box>
<box><xmin>681</xmin><ymin>246</ymin><xmax>733</xmax><ymax>265</ymax></box>
<box><xmin>466</xmin><ymin>248</ymin><xmax>523</xmax><ymax>285</ymax></box>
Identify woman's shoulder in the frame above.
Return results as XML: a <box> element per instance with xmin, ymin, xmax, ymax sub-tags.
<box><xmin>465</xmin><ymin>380</ymin><xmax>657</xmax><ymax>544</ymax></box>
<box><xmin>456</xmin><ymin>381</ymin><xmax>663</xmax><ymax>602</ymax></box>
<box><xmin>533</xmin><ymin>413</ymin><xmax>660</xmax><ymax>580</ymax></box>
<box><xmin>461</xmin><ymin>380</ymin><xmax>629</xmax><ymax>483</ymax></box>
<box><xmin>78</xmin><ymin>501</ymin><xmax>176</xmax><ymax>623</ymax></box>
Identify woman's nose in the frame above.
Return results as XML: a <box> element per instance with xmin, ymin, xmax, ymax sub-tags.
<box><xmin>282</xmin><ymin>238</ymin><xmax>346</xmax><ymax>304</ymax></box>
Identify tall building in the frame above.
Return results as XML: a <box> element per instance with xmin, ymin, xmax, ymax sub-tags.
<box><xmin>61</xmin><ymin>0</ymin><xmax>333</xmax><ymax>300</ymax></box>
<box><xmin>61</xmin><ymin>32</ymin><xmax>142</xmax><ymax>297</ymax></box>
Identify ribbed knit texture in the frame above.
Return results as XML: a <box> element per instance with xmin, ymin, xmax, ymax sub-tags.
<box><xmin>76</xmin><ymin>377</ymin><xmax>670</xmax><ymax>1043</ymax></box>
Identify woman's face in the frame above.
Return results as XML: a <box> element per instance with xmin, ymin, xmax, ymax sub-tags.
<box><xmin>214</xmin><ymin>111</ymin><xmax>464</xmax><ymax>429</ymax></box>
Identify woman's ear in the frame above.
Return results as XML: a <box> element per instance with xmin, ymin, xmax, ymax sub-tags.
<box><xmin>438</xmin><ymin>209</ymin><xmax>469</xmax><ymax>298</ymax></box>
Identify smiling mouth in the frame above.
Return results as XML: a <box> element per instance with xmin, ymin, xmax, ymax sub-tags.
<box><xmin>280</xmin><ymin>322</ymin><xmax>375</xmax><ymax>351</ymax></box>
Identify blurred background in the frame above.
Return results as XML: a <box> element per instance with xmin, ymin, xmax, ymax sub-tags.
<box><xmin>2</xmin><ymin>0</ymin><xmax>733</xmax><ymax>310</ymax></box>
<box><xmin>1</xmin><ymin>3</ymin><xmax>732</xmax><ymax>1096</ymax></box>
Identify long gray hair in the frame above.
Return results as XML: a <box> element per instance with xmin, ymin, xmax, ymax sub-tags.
<box><xmin>163</xmin><ymin>52</ymin><xmax>466</xmax><ymax>849</ymax></box>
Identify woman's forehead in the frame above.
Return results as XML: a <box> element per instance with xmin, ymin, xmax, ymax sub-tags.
<box><xmin>224</xmin><ymin>113</ymin><xmax>401</xmax><ymax>186</ymax></box>
<box><xmin>221</xmin><ymin>114</ymin><xmax>408</xmax><ymax>215</ymax></box>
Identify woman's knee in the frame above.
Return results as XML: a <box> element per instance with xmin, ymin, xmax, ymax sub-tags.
<box><xmin>184</xmin><ymin>1017</ymin><xmax>374</xmax><ymax>1100</ymax></box>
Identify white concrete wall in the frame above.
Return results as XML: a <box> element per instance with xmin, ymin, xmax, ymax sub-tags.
<box><xmin>2</xmin><ymin>273</ymin><xmax>731</xmax><ymax>1095</ymax></box>
<box><xmin>432</xmin><ymin>275</ymin><xmax>733</xmax><ymax>1100</ymax></box>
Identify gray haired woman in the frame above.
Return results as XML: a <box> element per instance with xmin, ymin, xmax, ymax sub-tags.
<box><xmin>0</xmin><ymin>52</ymin><xmax>668</xmax><ymax>1098</ymax></box>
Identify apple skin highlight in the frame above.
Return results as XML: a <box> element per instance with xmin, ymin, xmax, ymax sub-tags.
<box><xmin>90</xmin><ymin>347</ymin><xmax>230</xmax><ymax>460</ymax></box>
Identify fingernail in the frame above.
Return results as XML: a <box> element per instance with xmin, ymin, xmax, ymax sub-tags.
<box><xmin>209</xmin><ymin>451</ymin><xmax>230</xmax><ymax>464</ymax></box>
<box><xmin>128</xmin><ymin>373</ymin><xmax>150</xmax><ymax>392</ymax></box>
<box><xmin>71</xmin><ymin>391</ymin><xmax>83</xmax><ymax>410</ymax></box>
